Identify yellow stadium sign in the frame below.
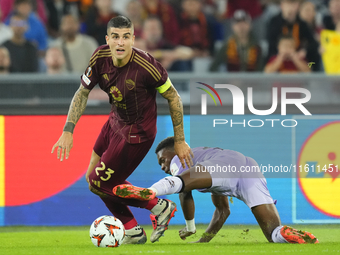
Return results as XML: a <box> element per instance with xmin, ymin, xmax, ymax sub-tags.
<box><xmin>320</xmin><ymin>30</ymin><xmax>340</xmax><ymax>74</ymax></box>
<box><xmin>297</xmin><ymin>121</ymin><xmax>340</xmax><ymax>217</ymax></box>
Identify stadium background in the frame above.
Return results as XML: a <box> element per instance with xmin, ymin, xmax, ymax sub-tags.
<box><xmin>0</xmin><ymin>0</ymin><xmax>340</xmax><ymax>228</ymax></box>
<box><xmin>1</xmin><ymin>73</ymin><xmax>340</xmax><ymax>227</ymax></box>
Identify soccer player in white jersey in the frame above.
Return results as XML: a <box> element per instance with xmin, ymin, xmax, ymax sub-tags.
<box><xmin>113</xmin><ymin>136</ymin><xmax>319</xmax><ymax>244</ymax></box>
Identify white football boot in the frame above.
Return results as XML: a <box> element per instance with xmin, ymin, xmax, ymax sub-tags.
<box><xmin>122</xmin><ymin>224</ymin><xmax>147</xmax><ymax>245</ymax></box>
<box><xmin>150</xmin><ymin>199</ymin><xmax>177</xmax><ymax>243</ymax></box>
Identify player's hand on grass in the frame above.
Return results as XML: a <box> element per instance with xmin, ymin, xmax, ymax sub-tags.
<box><xmin>179</xmin><ymin>227</ymin><xmax>196</xmax><ymax>240</ymax></box>
<box><xmin>51</xmin><ymin>131</ymin><xmax>73</xmax><ymax>161</ymax></box>
<box><xmin>195</xmin><ymin>232</ymin><xmax>215</xmax><ymax>243</ymax></box>
<box><xmin>174</xmin><ymin>141</ymin><xmax>194</xmax><ymax>169</ymax></box>
<box><xmin>194</xmin><ymin>237</ymin><xmax>211</xmax><ymax>243</ymax></box>
<box><xmin>188</xmin><ymin>235</ymin><xmax>213</xmax><ymax>243</ymax></box>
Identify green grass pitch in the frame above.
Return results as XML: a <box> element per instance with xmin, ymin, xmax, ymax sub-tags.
<box><xmin>0</xmin><ymin>224</ymin><xmax>339</xmax><ymax>255</ymax></box>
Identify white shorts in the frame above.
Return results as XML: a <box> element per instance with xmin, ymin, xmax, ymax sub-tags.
<box><xmin>198</xmin><ymin>156</ymin><xmax>274</xmax><ymax>208</ymax></box>
<box><xmin>237</xmin><ymin>176</ymin><xmax>274</xmax><ymax>208</ymax></box>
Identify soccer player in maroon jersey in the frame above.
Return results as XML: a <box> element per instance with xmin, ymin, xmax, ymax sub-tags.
<box><xmin>51</xmin><ymin>16</ymin><xmax>193</xmax><ymax>244</ymax></box>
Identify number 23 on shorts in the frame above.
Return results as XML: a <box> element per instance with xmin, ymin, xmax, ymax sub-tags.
<box><xmin>95</xmin><ymin>162</ymin><xmax>114</xmax><ymax>181</ymax></box>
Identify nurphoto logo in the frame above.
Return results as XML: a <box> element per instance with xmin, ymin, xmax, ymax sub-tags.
<box><xmin>196</xmin><ymin>82</ymin><xmax>312</xmax><ymax>128</ymax></box>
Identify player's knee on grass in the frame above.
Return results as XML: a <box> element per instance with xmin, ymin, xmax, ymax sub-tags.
<box><xmin>251</xmin><ymin>204</ymin><xmax>281</xmax><ymax>242</ymax></box>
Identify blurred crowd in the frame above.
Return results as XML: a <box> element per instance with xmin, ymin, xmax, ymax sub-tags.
<box><xmin>0</xmin><ymin>0</ymin><xmax>339</xmax><ymax>75</ymax></box>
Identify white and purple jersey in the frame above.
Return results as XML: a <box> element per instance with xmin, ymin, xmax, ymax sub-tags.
<box><xmin>170</xmin><ymin>146</ymin><xmax>251</xmax><ymax>176</ymax></box>
<box><xmin>170</xmin><ymin>147</ymin><xmax>274</xmax><ymax>208</ymax></box>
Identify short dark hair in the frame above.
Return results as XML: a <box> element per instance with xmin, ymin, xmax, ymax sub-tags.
<box><xmin>107</xmin><ymin>16</ymin><xmax>133</xmax><ymax>32</ymax></box>
<box><xmin>155</xmin><ymin>137</ymin><xmax>175</xmax><ymax>154</ymax></box>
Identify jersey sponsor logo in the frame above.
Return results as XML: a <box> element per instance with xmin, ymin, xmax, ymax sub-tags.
<box><xmin>85</xmin><ymin>66</ymin><xmax>92</xmax><ymax>77</ymax></box>
<box><xmin>82</xmin><ymin>74</ymin><xmax>91</xmax><ymax>85</ymax></box>
<box><xmin>125</xmin><ymin>79</ymin><xmax>135</xmax><ymax>90</ymax></box>
<box><xmin>297</xmin><ymin>121</ymin><xmax>340</xmax><ymax>217</ymax></box>
<box><xmin>110</xmin><ymin>86</ymin><xmax>123</xmax><ymax>102</ymax></box>
<box><xmin>103</xmin><ymin>74</ymin><xmax>109</xmax><ymax>81</ymax></box>
<box><xmin>113</xmin><ymin>101</ymin><xmax>126</xmax><ymax>109</ymax></box>
<box><xmin>170</xmin><ymin>163</ymin><xmax>179</xmax><ymax>176</ymax></box>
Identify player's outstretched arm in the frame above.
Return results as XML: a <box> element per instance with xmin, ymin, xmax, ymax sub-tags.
<box><xmin>178</xmin><ymin>191</ymin><xmax>196</xmax><ymax>240</ymax></box>
<box><xmin>196</xmin><ymin>194</ymin><xmax>230</xmax><ymax>243</ymax></box>
<box><xmin>160</xmin><ymin>85</ymin><xmax>193</xmax><ymax>168</ymax></box>
<box><xmin>51</xmin><ymin>84</ymin><xmax>90</xmax><ymax>161</ymax></box>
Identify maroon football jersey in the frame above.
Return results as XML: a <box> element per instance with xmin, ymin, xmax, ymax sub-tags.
<box><xmin>81</xmin><ymin>45</ymin><xmax>168</xmax><ymax>143</ymax></box>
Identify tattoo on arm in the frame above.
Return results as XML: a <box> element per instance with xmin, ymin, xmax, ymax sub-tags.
<box><xmin>170</xmin><ymin>110</ymin><xmax>182</xmax><ymax>126</ymax></box>
<box><xmin>161</xmin><ymin>85</ymin><xmax>185</xmax><ymax>142</ymax></box>
<box><xmin>173</xmin><ymin>125</ymin><xmax>185</xmax><ymax>143</ymax></box>
<box><xmin>161</xmin><ymin>85</ymin><xmax>177</xmax><ymax>100</ymax></box>
<box><xmin>64</xmin><ymin>84</ymin><xmax>90</xmax><ymax>133</ymax></box>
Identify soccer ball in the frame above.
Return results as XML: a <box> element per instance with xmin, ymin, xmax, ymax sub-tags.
<box><xmin>89</xmin><ymin>215</ymin><xmax>125</xmax><ymax>247</ymax></box>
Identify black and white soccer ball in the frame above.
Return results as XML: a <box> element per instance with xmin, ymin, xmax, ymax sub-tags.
<box><xmin>89</xmin><ymin>215</ymin><xmax>125</xmax><ymax>247</ymax></box>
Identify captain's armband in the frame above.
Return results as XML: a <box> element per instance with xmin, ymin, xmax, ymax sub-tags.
<box><xmin>156</xmin><ymin>77</ymin><xmax>172</xmax><ymax>94</ymax></box>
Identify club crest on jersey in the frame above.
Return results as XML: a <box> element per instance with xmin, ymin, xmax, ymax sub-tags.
<box><xmin>85</xmin><ymin>66</ymin><xmax>92</xmax><ymax>77</ymax></box>
<box><xmin>110</xmin><ymin>86</ymin><xmax>123</xmax><ymax>102</ymax></box>
<box><xmin>125</xmin><ymin>79</ymin><xmax>135</xmax><ymax>90</ymax></box>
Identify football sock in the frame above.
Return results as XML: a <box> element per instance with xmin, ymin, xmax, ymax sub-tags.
<box><xmin>145</xmin><ymin>198</ymin><xmax>159</xmax><ymax>210</ymax></box>
<box><xmin>271</xmin><ymin>226</ymin><xmax>288</xmax><ymax>243</ymax></box>
<box><xmin>101</xmin><ymin>195</ymin><xmax>137</xmax><ymax>225</ymax></box>
<box><xmin>150</xmin><ymin>176</ymin><xmax>183</xmax><ymax>196</ymax></box>
<box><xmin>123</xmin><ymin>219</ymin><xmax>139</xmax><ymax>230</ymax></box>
<box><xmin>150</xmin><ymin>198</ymin><xmax>167</xmax><ymax>215</ymax></box>
<box><xmin>149</xmin><ymin>187</ymin><xmax>158</xmax><ymax>195</ymax></box>
<box><xmin>125</xmin><ymin>224</ymin><xmax>143</xmax><ymax>233</ymax></box>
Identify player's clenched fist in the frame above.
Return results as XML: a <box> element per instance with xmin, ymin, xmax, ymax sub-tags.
<box><xmin>51</xmin><ymin>131</ymin><xmax>73</xmax><ymax>161</ymax></box>
<box><xmin>179</xmin><ymin>227</ymin><xmax>196</xmax><ymax>240</ymax></box>
<box><xmin>174</xmin><ymin>141</ymin><xmax>194</xmax><ymax>169</ymax></box>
